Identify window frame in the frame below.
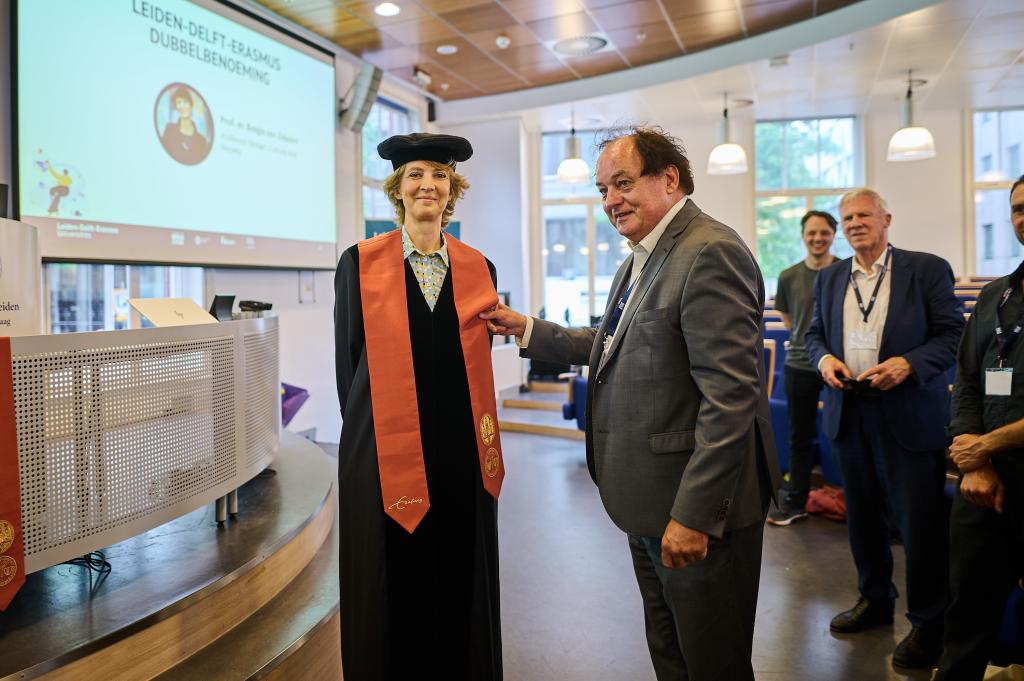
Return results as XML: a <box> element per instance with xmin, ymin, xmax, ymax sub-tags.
<box><xmin>967</xmin><ymin>107</ymin><xmax>1024</xmax><ymax>276</ymax></box>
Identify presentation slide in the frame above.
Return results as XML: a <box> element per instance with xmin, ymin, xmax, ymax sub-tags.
<box><xmin>16</xmin><ymin>0</ymin><xmax>338</xmax><ymax>269</ymax></box>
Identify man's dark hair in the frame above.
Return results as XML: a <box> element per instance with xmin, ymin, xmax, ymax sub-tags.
<box><xmin>800</xmin><ymin>210</ymin><xmax>837</xmax><ymax>233</ymax></box>
<box><xmin>597</xmin><ymin>125</ymin><xmax>695</xmax><ymax>195</ymax></box>
<box><xmin>1012</xmin><ymin>174</ymin><xmax>1024</xmax><ymax>197</ymax></box>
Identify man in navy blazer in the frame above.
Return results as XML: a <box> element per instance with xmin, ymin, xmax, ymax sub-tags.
<box><xmin>805</xmin><ymin>188</ymin><xmax>964</xmax><ymax>670</ymax></box>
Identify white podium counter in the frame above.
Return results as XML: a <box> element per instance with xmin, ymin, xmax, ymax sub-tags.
<box><xmin>8</xmin><ymin>318</ymin><xmax>279</xmax><ymax>573</ymax></box>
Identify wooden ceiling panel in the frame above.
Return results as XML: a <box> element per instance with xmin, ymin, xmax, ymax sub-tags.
<box><xmin>338</xmin><ymin>0</ymin><xmax>430</xmax><ymax>26</ymax></box>
<box><xmin>618</xmin><ymin>39</ymin><xmax>684</xmax><ymax>66</ymax></box>
<box><xmin>663</xmin><ymin>0</ymin><xmax>741</xmax><ymax>20</ymax></box>
<box><xmin>562</xmin><ymin>50</ymin><xmax>629</xmax><ymax>77</ymax></box>
<box><xmin>439</xmin><ymin>4</ymin><xmax>520</xmax><ymax>33</ymax></box>
<box><xmin>604</xmin><ymin>21</ymin><xmax>678</xmax><ymax>50</ymax></box>
<box><xmin>463</xmin><ymin>23</ymin><xmax>541</xmax><ymax>54</ymax></box>
<box><xmin>500</xmin><ymin>0</ymin><xmax>586</xmax><ymax>24</ymax></box>
<box><xmin>380</xmin><ymin>17</ymin><xmax>460</xmax><ymax>44</ymax></box>
<box><xmin>743</xmin><ymin>0</ymin><xmax>814</xmax><ymax>36</ymax></box>
<box><xmin>254</xmin><ymin>0</ymin><xmax>869</xmax><ymax>101</ymax></box>
<box><xmin>589</xmin><ymin>0</ymin><xmax>667</xmax><ymax>29</ymax></box>
<box><xmin>673</xmin><ymin>9</ymin><xmax>744</xmax><ymax>51</ymax></box>
<box><xmin>416</xmin><ymin>0</ymin><xmax>493</xmax><ymax>11</ymax></box>
<box><xmin>526</xmin><ymin>12</ymin><xmax>600</xmax><ymax>42</ymax></box>
<box><xmin>491</xmin><ymin>43</ymin><xmax>561</xmax><ymax>68</ymax></box>
<box><xmin>338</xmin><ymin>28</ymin><xmax>407</xmax><ymax>53</ymax></box>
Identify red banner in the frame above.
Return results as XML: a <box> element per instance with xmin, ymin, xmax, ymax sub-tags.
<box><xmin>0</xmin><ymin>337</ymin><xmax>25</xmax><ymax>611</ymax></box>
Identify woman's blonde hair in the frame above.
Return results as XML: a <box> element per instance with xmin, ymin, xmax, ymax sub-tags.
<box><xmin>382</xmin><ymin>160</ymin><xmax>470</xmax><ymax>228</ymax></box>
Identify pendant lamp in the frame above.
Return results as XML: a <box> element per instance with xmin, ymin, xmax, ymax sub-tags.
<box><xmin>557</xmin><ymin>108</ymin><xmax>590</xmax><ymax>184</ymax></box>
<box><xmin>887</xmin><ymin>71</ymin><xmax>935</xmax><ymax>162</ymax></box>
<box><xmin>707</xmin><ymin>94</ymin><xmax>748</xmax><ymax>175</ymax></box>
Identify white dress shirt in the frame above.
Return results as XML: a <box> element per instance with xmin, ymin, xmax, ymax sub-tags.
<box><xmin>832</xmin><ymin>247</ymin><xmax>893</xmax><ymax>377</ymax></box>
<box><xmin>518</xmin><ymin>197</ymin><xmax>690</xmax><ymax>353</ymax></box>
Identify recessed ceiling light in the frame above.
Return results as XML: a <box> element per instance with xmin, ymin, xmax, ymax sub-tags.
<box><xmin>552</xmin><ymin>35</ymin><xmax>607</xmax><ymax>57</ymax></box>
<box><xmin>495</xmin><ymin>34</ymin><xmax>511</xmax><ymax>49</ymax></box>
<box><xmin>440</xmin><ymin>83</ymin><xmax>450</xmax><ymax>91</ymax></box>
<box><xmin>374</xmin><ymin>2</ymin><xmax>401</xmax><ymax>17</ymax></box>
<box><xmin>436</xmin><ymin>44</ymin><xmax>458</xmax><ymax>55</ymax></box>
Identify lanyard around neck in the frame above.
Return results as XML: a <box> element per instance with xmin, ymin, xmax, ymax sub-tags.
<box><xmin>849</xmin><ymin>246</ymin><xmax>892</xmax><ymax>324</ymax></box>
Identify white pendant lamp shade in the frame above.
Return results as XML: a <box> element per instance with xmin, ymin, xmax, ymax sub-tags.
<box><xmin>887</xmin><ymin>126</ymin><xmax>936</xmax><ymax>162</ymax></box>
<box><xmin>707</xmin><ymin>100</ymin><xmax>748</xmax><ymax>175</ymax></box>
<box><xmin>557</xmin><ymin>131</ymin><xmax>590</xmax><ymax>184</ymax></box>
<box><xmin>887</xmin><ymin>72</ymin><xmax>935</xmax><ymax>162</ymax></box>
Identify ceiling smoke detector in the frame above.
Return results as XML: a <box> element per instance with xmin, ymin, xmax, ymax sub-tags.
<box><xmin>552</xmin><ymin>35</ymin><xmax>608</xmax><ymax>57</ymax></box>
<box><xmin>495</xmin><ymin>34</ymin><xmax>511</xmax><ymax>49</ymax></box>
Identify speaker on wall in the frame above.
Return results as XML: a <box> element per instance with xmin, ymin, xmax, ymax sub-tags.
<box><xmin>340</xmin><ymin>62</ymin><xmax>383</xmax><ymax>133</ymax></box>
<box><xmin>0</xmin><ymin>184</ymin><xmax>7</xmax><ymax>219</ymax></box>
<box><xmin>427</xmin><ymin>99</ymin><xmax>436</xmax><ymax>123</ymax></box>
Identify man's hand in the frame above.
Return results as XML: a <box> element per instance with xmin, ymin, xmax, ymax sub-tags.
<box><xmin>661</xmin><ymin>518</ymin><xmax>709</xmax><ymax>569</ymax></box>
<box><xmin>820</xmin><ymin>355</ymin><xmax>853</xmax><ymax>390</ymax></box>
<box><xmin>950</xmin><ymin>433</ymin><xmax>995</xmax><ymax>472</ymax></box>
<box><xmin>857</xmin><ymin>356</ymin><xmax>913</xmax><ymax>391</ymax></box>
<box><xmin>960</xmin><ymin>462</ymin><xmax>1005</xmax><ymax>513</ymax></box>
<box><xmin>479</xmin><ymin>303</ymin><xmax>528</xmax><ymax>337</ymax></box>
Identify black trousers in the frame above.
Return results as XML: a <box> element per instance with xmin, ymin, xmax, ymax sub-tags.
<box><xmin>628</xmin><ymin>521</ymin><xmax>764</xmax><ymax>681</ymax></box>
<box><xmin>783</xmin><ymin>365</ymin><xmax>824</xmax><ymax>508</ymax></box>
<box><xmin>830</xmin><ymin>396</ymin><xmax>949</xmax><ymax>628</ymax></box>
<box><xmin>936</xmin><ymin>458</ymin><xmax>1024</xmax><ymax>681</ymax></box>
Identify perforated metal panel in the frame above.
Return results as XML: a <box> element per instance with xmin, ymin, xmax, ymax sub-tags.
<box><xmin>9</xmin><ymin>319</ymin><xmax>279</xmax><ymax>573</ymax></box>
<box><xmin>244</xmin><ymin>327</ymin><xmax>280</xmax><ymax>469</ymax></box>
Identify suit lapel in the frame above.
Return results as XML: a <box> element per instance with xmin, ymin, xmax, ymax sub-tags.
<box><xmin>880</xmin><ymin>247</ymin><xmax>908</xmax><ymax>357</ymax></box>
<box><xmin>597</xmin><ymin>200</ymin><xmax>699</xmax><ymax>375</ymax></box>
<box><xmin>831</xmin><ymin>259</ymin><xmax>852</xmax><ymax>362</ymax></box>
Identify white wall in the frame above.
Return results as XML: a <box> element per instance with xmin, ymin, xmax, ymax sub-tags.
<box><xmin>866</xmin><ymin>109</ymin><xmax>966</xmax><ymax>274</ymax></box>
<box><xmin>439</xmin><ymin>117</ymin><xmax>531</xmax><ymax>313</ymax></box>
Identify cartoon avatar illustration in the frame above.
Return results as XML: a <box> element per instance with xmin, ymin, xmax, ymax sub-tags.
<box><xmin>157</xmin><ymin>85</ymin><xmax>213</xmax><ymax>166</ymax></box>
<box><xmin>45</xmin><ymin>161</ymin><xmax>72</xmax><ymax>216</ymax></box>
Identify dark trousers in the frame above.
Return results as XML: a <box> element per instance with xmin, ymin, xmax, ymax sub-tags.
<box><xmin>783</xmin><ymin>365</ymin><xmax>824</xmax><ymax>508</ymax></box>
<box><xmin>830</xmin><ymin>396</ymin><xmax>949</xmax><ymax>628</ymax></box>
<box><xmin>628</xmin><ymin>521</ymin><xmax>764</xmax><ymax>681</ymax></box>
<box><xmin>936</xmin><ymin>459</ymin><xmax>1024</xmax><ymax>681</ymax></box>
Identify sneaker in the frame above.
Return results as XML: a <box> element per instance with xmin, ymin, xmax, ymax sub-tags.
<box><xmin>767</xmin><ymin>506</ymin><xmax>808</xmax><ymax>526</ymax></box>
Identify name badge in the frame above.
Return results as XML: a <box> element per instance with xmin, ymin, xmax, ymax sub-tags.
<box><xmin>986</xmin><ymin>368</ymin><xmax>1013</xmax><ymax>396</ymax></box>
<box><xmin>847</xmin><ymin>330</ymin><xmax>877</xmax><ymax>351</ymax></box>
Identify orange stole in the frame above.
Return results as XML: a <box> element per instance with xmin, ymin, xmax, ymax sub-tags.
<box><xmin>358</xmin><ymin>230</ymin><xmax>504</xmax><ymax>534</ymax></box>
<box><xmin>0</xmin><ymin>338</ymin><xmax>25</xmax><ymax>611</ymax></box>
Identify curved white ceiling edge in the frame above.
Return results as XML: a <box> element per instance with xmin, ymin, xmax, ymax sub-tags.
<box><xmin>434</xmin><ymin>0</ymin><xmax>941</xmax><ymax>125</ymax></box>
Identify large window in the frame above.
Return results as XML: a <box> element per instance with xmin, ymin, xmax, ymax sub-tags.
<box><xmin>45</xmin><ymin>263</ymin><xmax>204</xmax><ymax>333</ymax></box>
<box><xmin>972</xmin><ymin>109</ymin><xmax>1024</xmax><ymax>275</ymax></box>
<box><xmin>540</xmin><ymin>131</ymin><xmax>624</xmax><ymax>326</ymax></box>
<box><xmin>755</xmin><ymin>117</ymin><xmax>860</xmax><ymax>292</ymax></box>
<box><xmin>361</xmin><ymin>98</ymin><xmax>416</xmax><ymax>235</ymax></box>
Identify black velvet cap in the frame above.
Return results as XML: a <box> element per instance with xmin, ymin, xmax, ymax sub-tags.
<box><xmin>377</xmin><ymin>133</ymin><xmax>473</xmax><ymax>170</ymax></box>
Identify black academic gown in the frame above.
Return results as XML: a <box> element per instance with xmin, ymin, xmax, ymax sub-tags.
<box><xmin>334</xmin><ymin>243</ymin><xmax>502</xmax><ymax>681</ymax></box>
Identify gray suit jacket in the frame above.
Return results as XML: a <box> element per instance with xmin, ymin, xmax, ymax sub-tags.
<box><xmin>524</xmin><ymin>199</ymin><xmax>781</xmax><ymax>538</ymax></box>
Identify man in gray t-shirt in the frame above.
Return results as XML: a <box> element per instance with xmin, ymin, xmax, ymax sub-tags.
<box><xmin>768</xmin><ymin>210</ymin><xmax>838</xmax><ymax>526</ymax></box>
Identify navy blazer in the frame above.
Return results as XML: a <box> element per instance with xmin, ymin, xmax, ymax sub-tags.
<box><xmin>804</xmin><ymin>247</ymin><xmax>965</xmax><ymax>452</ymax></box>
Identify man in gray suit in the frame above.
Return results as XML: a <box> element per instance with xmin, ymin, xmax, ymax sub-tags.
<box><xmin>482</xmin><ymin>127</ymin><xmax>779</xmax><ymax>681</ymax></box>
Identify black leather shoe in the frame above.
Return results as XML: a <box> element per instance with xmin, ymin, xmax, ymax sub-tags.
<box><xmin>892</xmin><ymin>626</ymin><xmax>943</xmax><ymax>669</ymax></box>
<box><xmin>829</xmin><ymin>598</ymin><xmax>895</xmax><ymax>633</ymax></box>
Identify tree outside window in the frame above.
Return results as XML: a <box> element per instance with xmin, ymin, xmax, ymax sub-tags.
<box><xmin>755</xmin><ymin>117</ymin><xmax>859</xmax><ymax>293</ymax></box>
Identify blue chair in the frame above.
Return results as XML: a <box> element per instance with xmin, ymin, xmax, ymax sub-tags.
<box><xmin>562</xmin><ymin>375</ymin><xmax>588</xmax><ymax>431</ymax></box>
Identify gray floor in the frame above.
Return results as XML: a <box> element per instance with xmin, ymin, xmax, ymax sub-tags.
<box><xmin>496</xmin><ymin>431</ymin><xmax>931</xmax><ymax>681</ymax></box>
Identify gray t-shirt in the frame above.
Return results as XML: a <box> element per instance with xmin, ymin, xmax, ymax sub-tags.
<box><xmin>775</xmin><ymin>259</ymin><xmax>835</xmax><ymax>371</ymax></box>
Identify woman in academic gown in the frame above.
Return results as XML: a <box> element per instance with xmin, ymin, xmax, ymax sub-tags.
<box><xmin>334</xmin><ymin>133</ymin><xmax>504</xmax><ymax>681</ymax></box>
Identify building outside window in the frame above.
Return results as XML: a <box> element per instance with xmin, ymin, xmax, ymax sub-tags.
<box><xmin>540</xmin><ymin>131</ymin><xmax>621</xmax><ymax>327</ymax></box>
<box><xmin>754</xmin><ymin>117</ymin><xmax>860</xmax><ymax>294</ymax></box>
<box><xmin>45</xmin><ymin>263</ymin><xmax>204</xmax><ymax>333</ymax></box>
<box><xmin>361</xmin><ymin>98</ymin><xmax>416</xmax><ymax>236</ymax></box>
<box><xmin>972</xmin><ymin>109</ymin><xmax>1024</xmax><ymax>275</ymax></box>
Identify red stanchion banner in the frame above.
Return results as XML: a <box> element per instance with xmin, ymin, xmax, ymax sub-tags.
<box><xmin>0</xmin><ymin>337</ymin><xmax>25</xmax><ymax>611</ymax></box>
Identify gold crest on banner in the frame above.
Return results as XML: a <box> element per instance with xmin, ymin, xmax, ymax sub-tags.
<box><xmin>0</xmin><ymin>555</ymin><xmax>17</xmax><ymax>587</ymax></box>
<box><xmin>485</xmin><ymin>448</ymin><xmax>500</xmax><ymax>478</ymax></box>
<box><xmin>0</xmin><ymin>520</ymin><xmax>13</xmax><ymax>554</ymax></box>
<box><xmin>479</xmin><ymin>413</ymin><xmax>496</xmax><ymax>446</ymax></box>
